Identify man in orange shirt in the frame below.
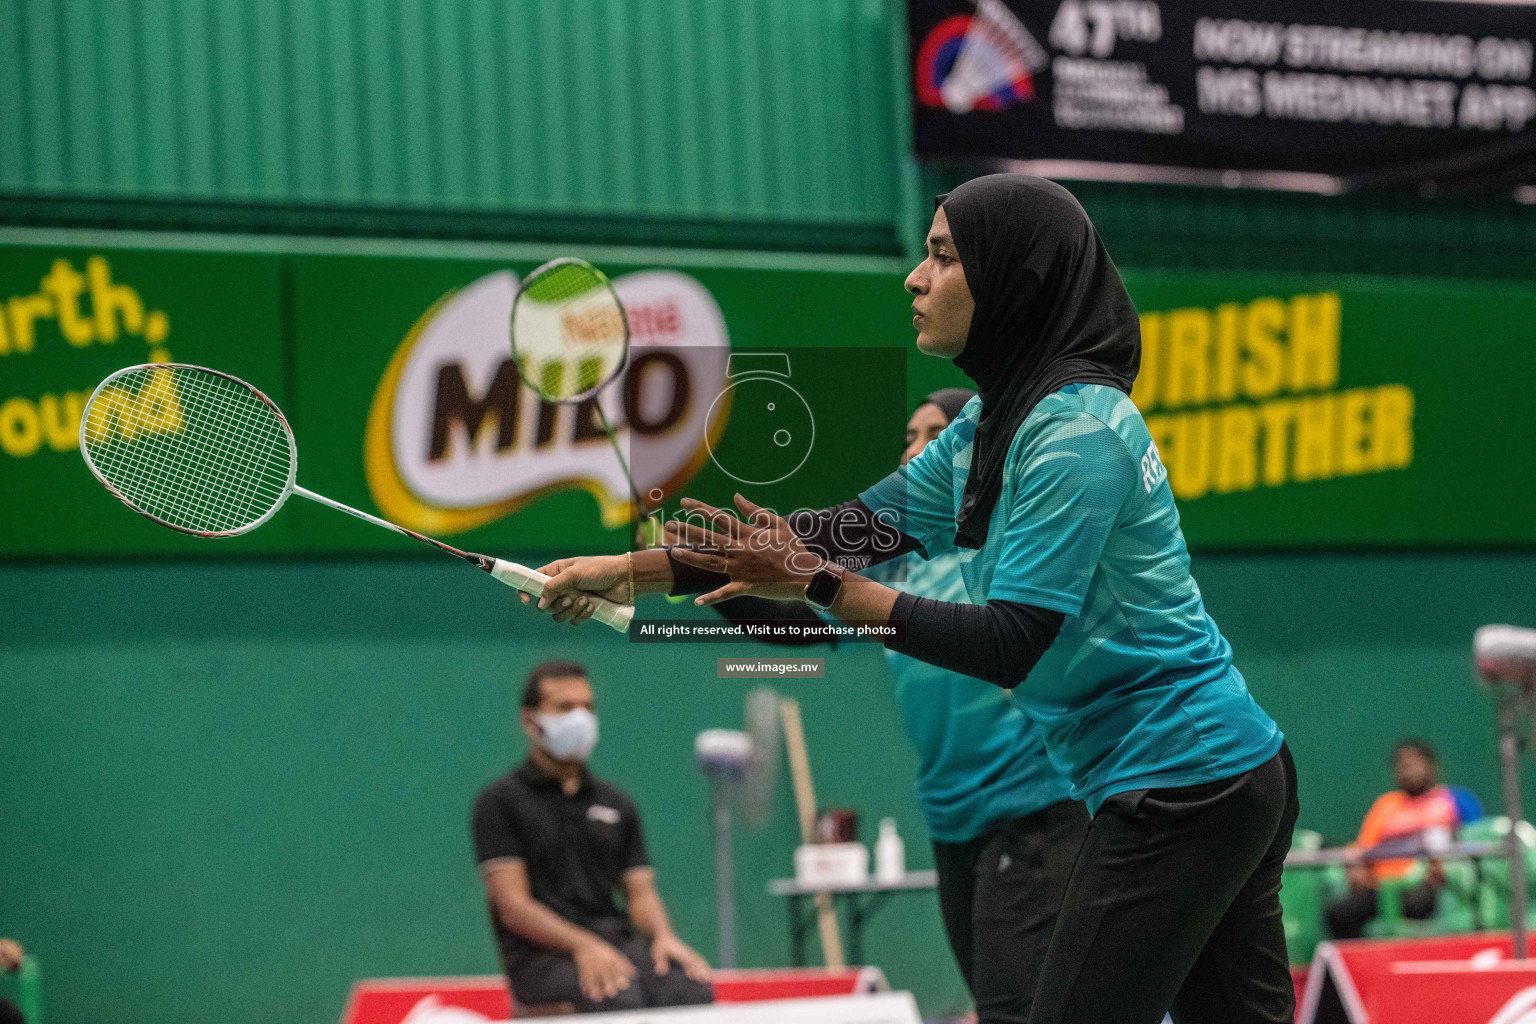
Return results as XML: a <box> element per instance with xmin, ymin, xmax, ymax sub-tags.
<box><xmin>1325</xmin><ymin>739</ymin><xmax>1482</xmax><ymax>939</ymax></box>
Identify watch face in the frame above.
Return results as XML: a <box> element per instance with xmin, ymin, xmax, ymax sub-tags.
<box><xmin>806</xmin><ymin>566</ymin><xmax>842</xmax><ymax>608</ymax></box>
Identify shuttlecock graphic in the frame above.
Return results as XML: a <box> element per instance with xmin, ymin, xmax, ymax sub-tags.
<box><xmin>704</xmin><ymin>353</ymin><xmax>816</xmax><ymax>487</ymax></box>
<box><xmin>399</xmin><ymin>996</ymin><xmax>494</xmax><ymax>1024</ymax></box>
<box><xmin>939</xmin><ymin>0</ymin><xmax>1048</xmax><ymax>114</ymax></box>
<box><xmin>1488</xmin><ymin>985</ymin><xmax>1536</xmax><ymax>1024</ymax></box>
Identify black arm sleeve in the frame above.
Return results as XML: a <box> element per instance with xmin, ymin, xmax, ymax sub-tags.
<box><xmin>665</xmin><ymin>545</ymin><xmax>732</xmax><ymax>596</ymax></box>
<box><xmin>887</xmin><ymin>593</ymin><xmax>1064</xmax><ymax>688</ymax></box>
<box><xmin>713</xmin><ymin>595</ymin><xmax>839</xmax><ymax>647</ymax></box>
<box><xmin>667</xmin><ymin>498</ymin><xmax>921</xmax><ymax>595</ymax></box>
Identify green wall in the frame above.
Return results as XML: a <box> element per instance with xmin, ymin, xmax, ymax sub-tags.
<box><xmin>3</xmin><ymin>548</ymin><xmax>1534</xmax><ymax>1024</ymax></box>
<box><xmin>0</xmin><ymin>0</ymin><xmax>910</xmax><ymax>253</ymax></box>
<box><xmin>0</xmin><ymin>558</ymin><xmax>962</xmax><ymax>1023</ymax></box>
<box><xmin>12</xmin><ymin>0</ymin><xmax>1536</xmax><ymax>267</ymax></box>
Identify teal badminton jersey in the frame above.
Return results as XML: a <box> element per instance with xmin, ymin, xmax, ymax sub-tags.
<box><xmin>867</xmin><ymin>550</ymin><xmax>1072</xmax><ymax>842</ymax></box>
<box><xmin>860</xmin><ymin>384</ymin><xmax>1282</xmax><ymax>814</ymax></box>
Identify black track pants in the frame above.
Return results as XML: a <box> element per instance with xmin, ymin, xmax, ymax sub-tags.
<box><xmin>1029</xmin><ymin>743</ymin><xmax>1300</xmax><ymax>1024</ymax></box>
<box><xmin>933</xmin><ymin>799</ymin><xmax>1090</xmax><ymax>1024</ymax></box>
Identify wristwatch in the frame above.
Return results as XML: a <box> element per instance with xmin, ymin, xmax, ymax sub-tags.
<box><xmin>803</xmin><ymin>560</ymin><xmax>846</xmax><ymax>611</ymax></box>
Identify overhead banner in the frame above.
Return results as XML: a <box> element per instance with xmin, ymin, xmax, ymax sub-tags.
<box><xmin>0</xmin><ymin>243</ymin><xmax>912</xmax><ymax>558</ymax></box>
<box><xmin>1122</xmin><ymin>273</ymin><xmax>1536</xmax><ymax>547</ymax></box>
<box><xmin>291</xmin><ymin>254</ymin><xmax>909</xmax><ymax>558</ymax></box>
<box><xmin>0</xmin><ymin>247</ymin><xmax>293</xmax><ymax>556</ymax></box>
<box><xmin>909</xmin><ymin>0</ymin><xmax>1536</xmax><ymax>192</ymax></box>
<box><xmin>1</xmin><ymin>237</ymin><xmax>1533</xmax><ymax>556</ymax></box>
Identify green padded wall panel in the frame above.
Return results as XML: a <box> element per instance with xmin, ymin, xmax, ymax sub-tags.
<box><xmin>0</xmin><ymin>0</ymin><xmax>905</xmax><ymax>240</ymax></box>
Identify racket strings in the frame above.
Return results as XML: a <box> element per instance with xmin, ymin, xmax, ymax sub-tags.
<box><xmin>512</xmin><ymin>259</ymin><xmax>628</xmax><ymax>402</ymax></box>
<box><xmin>82</xmin><ymin>367</ymin><xmax>292</xmax><ymax>534</ymax></box>
<box><xmin>117</xmin><ymin>374</ymin><xmax>288</xmax><ymax>531</ymax></box>
<box><xmin>93</xmin><ymin>372</ymin><xmax>285</xmax><ymax>530</ymax></box>
<box><xmin>159</xmin><ymin>374</ymin><xmax>291</xmax><ymax>527</ymax></box>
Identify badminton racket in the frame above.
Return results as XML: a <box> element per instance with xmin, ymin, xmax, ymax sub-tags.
<box><xmin>510</xmin><ymin>257</ymin><xmax>650</xmax><ymax>528</ymax></box>
<box><xmin>78</xmin><ymin>363</ymin><xmax>634</xmax><ymax>632</ymax></box>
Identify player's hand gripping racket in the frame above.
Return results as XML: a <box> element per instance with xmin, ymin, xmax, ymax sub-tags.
<box><xmin>78</xmin><ymin>363</ymin><xmax>634</xmax><ymax>632</ymax></box>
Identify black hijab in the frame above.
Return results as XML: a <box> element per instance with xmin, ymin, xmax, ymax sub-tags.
<box><xmin>937</xmin><ymin>174</ymin><xmax>1140</xmax><ymax>549</ymax></box>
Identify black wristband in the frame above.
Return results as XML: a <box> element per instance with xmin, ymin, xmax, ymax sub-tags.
<box><xmin>664</xmin><ymin>545</ymin><xmax>731</xmax><ymax>596</ymax></box>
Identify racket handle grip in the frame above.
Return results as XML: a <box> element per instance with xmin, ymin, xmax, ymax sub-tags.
<box><xmin>489</xmin><ymin>559</ymin><xmax>635</xmax><ymax>633</ymax></box>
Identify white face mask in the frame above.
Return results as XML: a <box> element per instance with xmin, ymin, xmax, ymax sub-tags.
<box><xmin>535</xmin><ymin>708</ymin><xmax>599</xmax><ymax>762</ymax></box>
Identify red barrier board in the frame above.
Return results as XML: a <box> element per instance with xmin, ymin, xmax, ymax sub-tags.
<box><xmin>338</xmin><ymin>977</ymin><xmax>510</xmax><ymax>1024</ymax></box>
<box><xmin>712</xmin><ymin>968</ymin><xmax>887</xmax><ymax>1002</ymax></box>
<box><xmin>1372</xmin><ymin>963</ymin><xmax>1536</xmax><ymax>1024</ymax></box>
<box><xmin>1298</xmin><ymin>933</ymin><xmax>1534</xmax><ymax>1024</ymax></box>
<box><xmin>338</xmin><ymin>968</ymin><xmax>884</xmax><ymax>1024</ymax></box>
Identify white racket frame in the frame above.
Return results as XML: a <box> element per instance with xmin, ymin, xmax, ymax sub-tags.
<box><xmin>81</xmin><ymin>364</ymin><xmax>296</xmax><ymax>538</ymax></box>
<box><xmin>80</xmin><ymin>363</ymin><xmax>634</xmax><ymax>632</ymax></box>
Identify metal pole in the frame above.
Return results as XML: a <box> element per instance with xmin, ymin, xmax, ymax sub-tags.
<box><xmin>884</xmin><ymin>0</ymin><xmax>927</xmax><ymax>262</ymax></box>
<box><xmin>1498</xmin><ymin>688</ymin><xmax>1528</xmax><ymax>958</ymax></box>
<box><xmin>789</xmin><ymin>896</ymin><xmax>806</xmax><ymax>968</ymax></box>
<box><xmin>713</xmin><ymin>779</ymin><xmax>737</xmax><ymax>969</ymax></box>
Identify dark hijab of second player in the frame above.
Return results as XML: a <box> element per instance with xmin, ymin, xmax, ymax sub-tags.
<box><xmin>923</xmin><ymin>387</ymin><xmax>975</xmax><ymax>425</ymax></box>
<box><xmin>937</xmin><ymin>174</ymin><xmax>1141</xmax><ymax>549</ymax></box>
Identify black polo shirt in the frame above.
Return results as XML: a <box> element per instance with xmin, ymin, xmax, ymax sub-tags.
<box><xmin>472</xmin><ymin>759</ymin><xmax>650</xmax><ymax>962</ymax></box>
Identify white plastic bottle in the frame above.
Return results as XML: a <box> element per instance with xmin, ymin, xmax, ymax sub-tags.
<box><xmin>875</xmin><ymin>817</ymin><xmax>906</xmax><ymax>884</ymax></box>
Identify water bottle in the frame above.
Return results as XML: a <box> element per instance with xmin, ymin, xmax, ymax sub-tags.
<box><xmin>875</xmin><ymin>817</ymin><xmax>905</xmax><ymax>884</ymax></box>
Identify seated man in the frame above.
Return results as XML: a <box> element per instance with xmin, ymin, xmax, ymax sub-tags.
<box><xmin>1325</xmin><ymin>738</ymin><xmax>1482</xmax><ymax>939</ymax></box>
<box><xmin>472</xmin><ymin>659</ymin><xmax>713</xmax><ymax>1014</ymax></box>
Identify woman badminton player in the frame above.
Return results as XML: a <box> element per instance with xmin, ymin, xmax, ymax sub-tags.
<box><xmin>533</xmin><ymin>174</ymin><xmax>1299</xmax><ymax>1024</ymax></box>
<box><xmin>711</xmin><ymin>388</ymin><xmax>1089</xmax><ymax>1024</ymax></box>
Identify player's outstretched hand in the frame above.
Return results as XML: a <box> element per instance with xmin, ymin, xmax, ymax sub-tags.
<box><xmin>665</xmin><ymin>493</ymin><xmax>821</xmax><ymax>605</ymax></box>
<box><xmin>525</xmin><ymin>555</ymin><xmax>630</xmax><ymax>626</ymax></box>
